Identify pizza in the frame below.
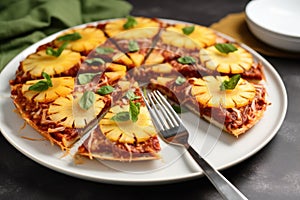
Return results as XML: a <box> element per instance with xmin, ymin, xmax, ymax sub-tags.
<box><xmin>9</xmin><ymin>16</ymin><xmax>269</xmax><ymax>162</ymax></box>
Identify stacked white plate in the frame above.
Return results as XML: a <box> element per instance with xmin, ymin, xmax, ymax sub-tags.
<box><xmin>245</xmin><ymin>0</ymin><xmax>300</xmax><ymax>52</ymax></box>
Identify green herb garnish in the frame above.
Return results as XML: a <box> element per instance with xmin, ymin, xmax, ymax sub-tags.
<box><xmin>84</xmin><ymin>57</ymin><xmax>105</xmax><ymax>65</ymax></box>
<box><xmin>57</xmin><ymin>32</ymin><xmax>81</xmax><ymax>41</ymax></box>
<box><xmin>46</xmin><ymin>42</ymin><xmax>68</xmax><ymax>57</ymax></box>
<box><xmin>28</xmin><ymin>72</ymin><xmax>53</xmax><ymax>91</ymax></box>
<box><xmin>95</xmin><ymin>47</ymin><xmax>114</xmax><ymax>54</ymax></box>
<box><xmin>171</xmin><ymin>104</ymin><xmax>187</xmax><ymax>114</ymax></box>
<box><xmin>175</xmin><ymin>76</ymin><xmax>186</xmax><ymax>85</ymax></box>
<box><xmin>110</xmin><ymin>100</ymin><xmax>141</xmax><ymax>122</ymax></box>
<box><xmin>177</xmin><ymin>56</ymin><xmax>196</xmax><ymax>64</ymax></box>
<box><xmin>126</xmin><ymin>90</ymin><xmax>141</xmax><ymax>100</ymax></box>
<box><xmin>79</xmin><ymin>91</ymin><xmax>95</xmax><ymax>110</ymax></box>
<box><xmin>78</xmin><ymin>72</ymin><xmax>100</xmax><ymax>85</ymax></box>
<box><xmin>123</xmin><ymin>16</ymin><xmax>137</xmax><ymax>29</ymax></box>
<box><xmin>220</xmin><ymin>74</ymin><xmax>241</xmax><ymax>91</ymax></box>
<box><xmin>182</xmin><ymin>25</ymin><xmax>195</xmax><ymax>35</ymax></box>
<box><xmin>111</xmin><ymin>111</ymin><xmax>130</xmax><ymax>121</ymax></box>
<box><xmin>129</xmin><ymin>100</ymin><xmax>141</xmax><ymax>122</ymax></box>
<box><xmin>214</xmin><ymin>43</ymin><xmax>238</xmax><ymax>54</ymax></box>
<box><xmin>128</xmin><ymin>40</ymin><xmax>139</xmax><ymax>52</ymax></box>
<box><xmin>97</xmin><ymin>85</ymin><xmax>114</xmax><ymax>95</ymax></box>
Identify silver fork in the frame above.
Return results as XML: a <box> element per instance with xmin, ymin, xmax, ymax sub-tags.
<box><xmin>142</xmin><ymin>90</ymin><xmax>248</xmax><ymax>200</ymax></box>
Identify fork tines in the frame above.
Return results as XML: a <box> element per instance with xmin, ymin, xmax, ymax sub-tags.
<box><xmin>142</xmin><ymin>90</ymin><xmax>182</xmax><ymax>132</ymax></box>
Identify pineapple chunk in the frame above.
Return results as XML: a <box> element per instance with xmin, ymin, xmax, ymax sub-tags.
<box><xmin>112</xmin><ymin>52</ymin><xmax>134</xmax><ymax>66</ymax></box>
<box><xmin>22</xmin><ymin>77</ymin><xmax>74</xmax><ymax>103</ymax></box>
<box><xmin>105</xmin><ymin>17</ymin><xmax>160</xmax><ymax>39</ymax></box>
<box><xmin>127</xmin><ymin>52</ymin><xmax>145</xmax><ymax>66</ymax></box>
<box><xmin>190</xmin><ymin>76</ymin><xmax>256</xmax><ymax>108</ymax></box>
<box><xmin>156</xmin><ymin>77</ymin><xmax>175</xmax><ymax>85</ymax></box>
<box><xmin>116</xmin><ymin>80</ymin><xmax>131</xmax><ymax>91</ymax></box>
<box><xmin>100</xmin><ymin>105</ymin><xmax>156</xmax><ymax>143</ymax></box>
<box><xmin>106</xmin><ymin>63</ymin><xmax>127</xmax><ymax>72</ymax></box>
<box><xmin>104</xmin><ymin>71</ymin><xmax>126</xmax><ymax>82</ymax></box>
<box><xmin>54</xmin><ymin>27</ymin><xmax>107</xmax><ymax>53</ymax></box>
<box><xmin>144</xmin><ymin>50</ymin><xmax>165</xmax><ymax>65</ymax></box>
<box><xmin>151</xmin><ymin>63</ymin><xmax>173</xmax><ymax>74</ymax></box>
<box><xmin>115</xmin><ymin>80</ymin><xmax>138</xmax><ymax>92</ymax></box>
<box><xmin>161</xmin><ymin>24</ymin><xmax>217</xmax><ymax>49</ymax></box>
<box><xmin>48</xmin><ymin>93</ymin><xmax>106</xmax><ymax>128</ymax></box>
<box><xmin>22</xmin><ymin>50</ymin><xmax>81</xmax><ymax>77</ymax></box>
<box><xmin>199</xmin><ymin>45</ymin><xmax>253</xmax><ymax>74</ymax></box>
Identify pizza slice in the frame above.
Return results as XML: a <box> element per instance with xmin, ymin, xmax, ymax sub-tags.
<box><xmin>10</xmin><ymin>48</ymin><xmax>82</xmax><ymax>85</ymax></box>
<box><xmin>10</xmin><ymin>74</ymin><xmax>111</xmax><ymax>149</ymax></box>
<box><xmin>102</xmin><ymin>16</ymin><xmax>163</xmax><ymax>68</ymax></box>
<box><xmin>149</xmin><ymin>75</ymin><xmax>268</xmax><ymax>137</ymax></box>
<box><xmin>10</xmin><ymin>55</ymin><xmax>129</xmax><ymax>150</ymax></box>
<box><xmin>75</xmin><ymin>38</ymin><xmax>131</xmax><ymax>77</ymax></box>
<box><xmin>199</xmin><ymin>43</ymin><xmax>264</xmax><ymax>81</ymax></box>
<box><xmin>153</xmin><ymin>23</ymin><xmax>219</xmax><ymax>62</ymax></box>
<box><xmin>149</xmin><ymin>22</ymin><xmax>264</xmax><ymax>81</ymax></box>
<box><xmin>53</xmin><ymin>26</ymin><xmax>108</xmax><ymax>56</ymax></box>
<box><xmin>76</xmin><ymin>86</ymin><xmax>161</xmax><ymax>161</ymax></box>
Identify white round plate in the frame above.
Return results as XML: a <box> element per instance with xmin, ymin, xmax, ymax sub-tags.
<box><xmin>0</xmin><ymin>19</ymin><xmax>287</xmax><ymax>185</ymax></box>
<box><xmin>245</xmin><ymin>0</ymin><xmax>300</xmax><ymax>52</ymax></box>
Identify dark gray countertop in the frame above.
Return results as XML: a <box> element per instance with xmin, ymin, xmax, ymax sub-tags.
<box><xmin>1</xmin><ymin>0</ymin><xmax>299</xmax><ymax>199</ymax></box>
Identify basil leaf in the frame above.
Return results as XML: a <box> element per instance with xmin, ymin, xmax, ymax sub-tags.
<box><xmin>46</xmin><ymin>42</ymin><xmax>68</xmax><ymax>57</ymax></box>
<box><xmin>123</xmin><ymin>16</ymin><xmax>137</xmax><ymax>29</ymax></box>
<box><xmin>42</xmin><ymin>72</ymin><xmax>53</xmax><ymax>87</ymax></box>
<box><xmin>79</xmin><ymin>91</ymin><xmax>95</xmax><ymax>110</ymax></box>
<box><xmin>95</xmin><ymin>47</ymin><xmax>114</xmax><ymax>54</ymax></box>
<box><xmin>78</xmin><ymin>73</ymin><xmax>100</xmax><ymax>85</ymax></box>
<box><xmin>126</xmin><ymin>90</ymin><xmax>141</xmax><ymax>100</ymax></box>
<box><xmin>175</xmin><ymin>76</ymin><xmax>186</xmax><ymax>85</ymax></box>
<box><xmin>57</xmin><ymin>32</ymin><xmax>81</xmax><ymax>41</ymax></box>
<box><xmin>110</xmin><ymin>100</ymin><xmax>141</xmax><ymax>122</ymax></box>
<box><xmin>172</xmin><ymin>104</ymin><xmax>181</xmax><ymax>113</ymax></box>
<box><xmin>29</xmin><ymin>72</ymin><xmax>53</xmax><ymax>91</ymax></box>
<box><xmin>129</xmin><ymin>100</ymin><xmax>140</xmax><ymax>123</ymax></box>
<box><xmin>128</xmin><ymin>40</ymin><xmax>139</xmax><ymax>52</ymax></box>
<box><xmin>220</xmin><ymin>74</ymin><xmax>241</xmax><ymax>91</ymax></box>
<box><xmin>177</xmin><ymin>56</ymin><xmax>196</xmax><ymax>64</ymax></box>
<box><xmin>182</xmin><ymin>25</ymin><xmax>195</xmax><ymax>35</ymax></box>
<box><xmin>84</xmin><ymin>57</ymin><xmax>105</xmax><ymax>65</ymax></box>
<box><xmin>171</xmin><ymin>104</ymin><xmax>187</xmax><ymax>114</ymax></box>
<box><xmin>214</xmin><ymin>43</ymin><xmax>238</xmax><ymax>54</ymax></box>
<box><xmin>111</xmin><ymin>111</ymin><xmax>130</xmax><ymax>121</ymax></box>
<box><xmin>97</xmin><ymin>85</ymin><xmax>114</xmax><ymax>95</ymax></box>
<box><xmin>28</xmin><ymin>81</ymin><xmax>50</xmax><ymax>91</ymax></box>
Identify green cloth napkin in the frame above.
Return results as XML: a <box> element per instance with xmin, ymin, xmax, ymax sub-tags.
<box><xmin>0</xmin><ymin>0</ymin><xmax>132</xmax><ymax>72</ymax></box>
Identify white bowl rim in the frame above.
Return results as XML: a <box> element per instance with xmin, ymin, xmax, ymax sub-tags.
<box><xmin>245</xmin><ymin>0</ymin><xmax>300</xmax><ymax>39</ymax></box>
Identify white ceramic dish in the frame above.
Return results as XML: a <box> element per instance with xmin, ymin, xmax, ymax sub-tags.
<box><xmin>245</xmin><ymin>0</ymin><xmax>300</xmax><ymax>52</ymax></box>
<box><xmin>0</xmin><ymin>19</ymin><xmax>287</xmax><ymax>185</ymax></box>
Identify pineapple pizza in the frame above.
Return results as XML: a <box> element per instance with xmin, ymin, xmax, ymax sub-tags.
<box><xmin>9</xmin><ymin>16</ymin><xmax>269</xmax><ymax>162</ymax></box>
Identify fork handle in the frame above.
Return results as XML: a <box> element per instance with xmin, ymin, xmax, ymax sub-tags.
<box><xmin>187</xmin><ymin>146</ymin><xmax>248</xmax><ymax>200</ymax></box>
